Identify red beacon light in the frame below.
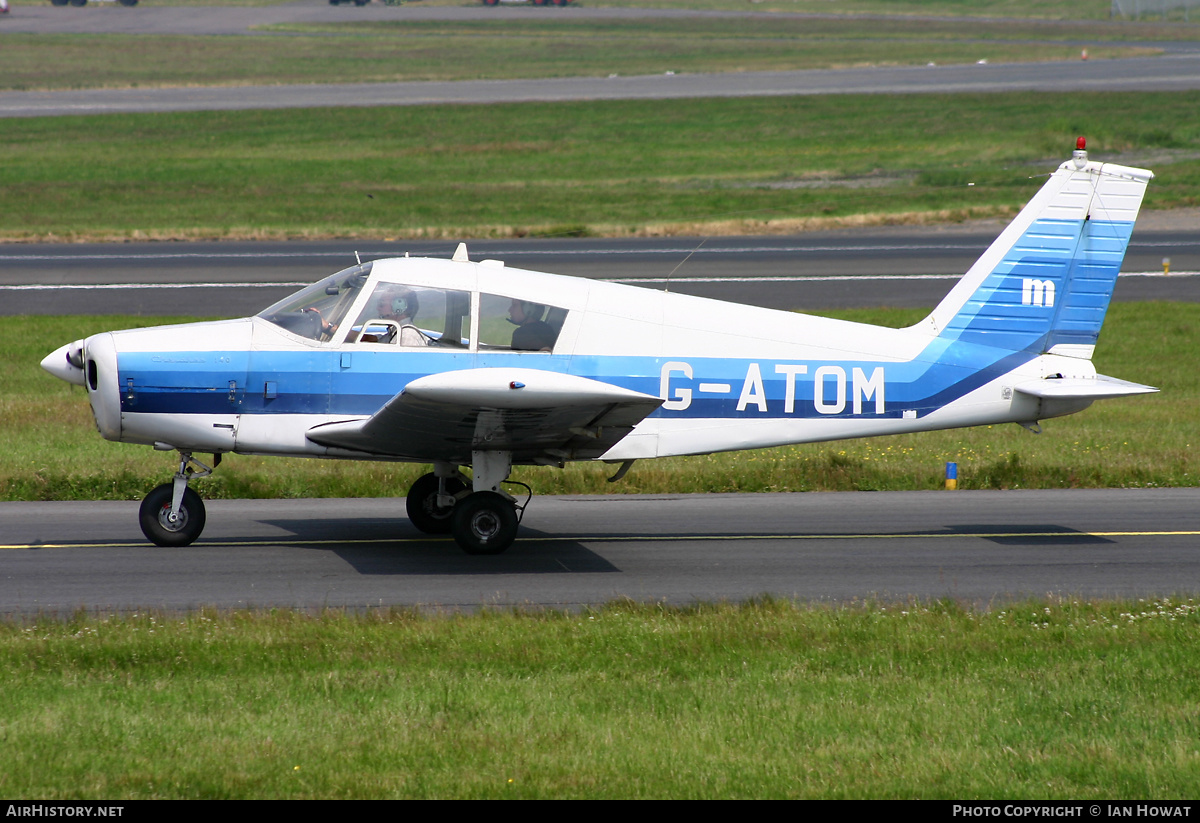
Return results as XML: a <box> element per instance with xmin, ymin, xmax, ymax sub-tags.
<box><xmin>1072</xmin><ymin>136</ymin><xmax>1089</xmax><ymax>169</ymax></box>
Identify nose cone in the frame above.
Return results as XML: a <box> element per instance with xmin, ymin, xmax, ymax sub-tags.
<box><xmin>41</xmin><ymin>340</ymin><xmax>86</xmax><ymax>386</ymax></box>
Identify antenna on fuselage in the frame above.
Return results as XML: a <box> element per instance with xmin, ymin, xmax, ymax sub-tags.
<box><xmin>665</xmin><ymin>237</ymin><xmax>708</xmax><ymax>293</ymax></box>
<box><xmin>355</xmin><ymin>250</ymin><xmax>362</xmax><ymax>265</ymax></box>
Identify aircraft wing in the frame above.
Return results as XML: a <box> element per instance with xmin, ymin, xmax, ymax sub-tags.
<box><xmin>1014</xmin><ymin>374</ymin><xmax>1159</xmax><ymax>400</ymax></box>
<box><xmin>305</xmin><ymin>367</ymin><xmax>663</xmax><ymax>464</ymax></box>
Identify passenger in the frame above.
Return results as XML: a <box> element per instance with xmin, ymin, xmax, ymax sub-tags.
<box><xmin>508</xmin><ymin>299</ymin><xmax>555</xmax><ymax>352</ymax></box>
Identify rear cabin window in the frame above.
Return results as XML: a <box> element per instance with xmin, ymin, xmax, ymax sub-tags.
<box><xmin>477</xmin><ymin>293</ymin><xmax>567</xmax><ymax>353</ymax></box>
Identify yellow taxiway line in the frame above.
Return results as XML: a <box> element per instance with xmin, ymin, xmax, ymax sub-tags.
<box><xmin>3</xmin><ymin>530</ymin><xmax>1200</xmax><ymax>550</ymax></box>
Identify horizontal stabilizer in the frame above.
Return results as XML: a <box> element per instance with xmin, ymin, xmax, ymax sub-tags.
<box><xmin>1014</xmin><ymin>374</ymin><xmax>1158</xmax><ymax>400</ymax></box>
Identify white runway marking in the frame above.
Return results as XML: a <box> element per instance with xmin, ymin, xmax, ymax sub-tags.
<box><xmin>2</xmin><ymin>271</ymin><xmax>1195</xmax><ymax>291</ymax></box>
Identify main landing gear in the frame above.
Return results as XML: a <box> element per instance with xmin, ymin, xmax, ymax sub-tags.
<box><xmin>404</xmin><ymin>452</ymin><xmax>527</xmax><ymax>555</ymax></box>
<box><xmin>139</xmin><ymin>452</ymin><xmax>213</xmax><ymax>547</ymax></box>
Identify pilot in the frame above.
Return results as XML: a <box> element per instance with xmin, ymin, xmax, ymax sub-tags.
<box><xmin>508</xmin><ymin>299</ymin><xmax>555</xmax><ymax>352</ymax></box>
<box><xmin>377</xmin><ymin>288</ymin><xmax>419</xmax><ymax>326</ymax></box>
<box><xmin>355</xmin><ymin>287</ymin><xmax>422</xmax><ymax>344</ymax></box>
<box><xmin>301</xmin><ymin>306</ymin><xmax>339</xmax><ymax>340</ymax></box>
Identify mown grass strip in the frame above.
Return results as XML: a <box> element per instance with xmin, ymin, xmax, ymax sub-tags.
<box><xmin>596</xmin><ymin>0</ymin><xmax>1134</xmax><ymax>19</ymax></box>
<box><xmin>0</xmin><ymin>0</ymin><xmax>1168</xmax><ymax>21</ymax></box>
<box><xmin>0</xmin><ymin>9</ymin><xmax>1182</xmax><ymax>93</ymax></box>
<box><xmin>5</xmin><ymin>301</ymin><xmax>1194</xmax><ymax>502</ymax></box>
<box><xmin>2</xmin><ymin>598</ymin><xmax>1199</xmax><ymax>798</ymax></box>
<box><xmin>0</xmin><ymin>26</ymin><xmax>1153</xmax><ymax>93</ymax></box>
<box><xmin>2</xmin><ymin>91</ymin><xmax>1200</xmax><ymax>242</ymax></box>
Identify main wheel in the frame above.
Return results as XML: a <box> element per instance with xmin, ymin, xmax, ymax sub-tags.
<box><xmin>139</xmin><ymin>483</ymin><xmax>206</xmax><ymax>547</ymax></box>
<box><xmin>406</xmin><ymin>472</ymin><xmax>466</xmax><ymax>534</ymax></box>
<box><xmin>451</xmin><ymin>492</ymin><xmax>517</xmax><ymax>555</ymax></box>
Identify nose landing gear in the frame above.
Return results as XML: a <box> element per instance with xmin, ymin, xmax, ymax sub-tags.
<box><xmin>138</xmin><ymin>452</ymin><xmax>213</xmax><ymax>547</ymax></box>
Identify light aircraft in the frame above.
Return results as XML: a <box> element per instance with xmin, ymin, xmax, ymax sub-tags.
<box><xmin>41</xmin><ymin>139</ymin><xmax>1158</xmax><ymax>554</ymax></box>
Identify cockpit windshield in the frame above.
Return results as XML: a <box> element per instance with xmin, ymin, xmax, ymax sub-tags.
<box><xmin>257</xmin><ymin>262</ymin><xmax>372</xmax><ymax>342</ymax></box>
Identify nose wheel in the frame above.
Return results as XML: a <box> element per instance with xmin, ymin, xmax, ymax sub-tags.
<box><xmin>139</xmin><ymin>484</ymin><xmax>207</xmax><ymax>547</ymax></box>
<box><xmin>138</xmin><ymin>451</ymin><xmax>213</xmax><ymax>547</ymax></box>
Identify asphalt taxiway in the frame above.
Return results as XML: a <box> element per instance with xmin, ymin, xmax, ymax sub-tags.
<box><xmin>4</xmin><ymin>227</ymin><xmax>1200</xmax><ymax>315</ymax></box>
<box><xmin>2</xmin><ymin>489</ymin><xmax>1197</xmax><ymax>614</ymax></box>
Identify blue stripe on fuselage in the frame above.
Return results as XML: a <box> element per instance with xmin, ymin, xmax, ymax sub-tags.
<box><xmin>117</xmin><ymin>336</ymin><xmax>1028</xmax><ymax>421</ymax></box>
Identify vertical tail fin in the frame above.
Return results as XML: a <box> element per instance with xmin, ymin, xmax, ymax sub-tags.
<box><xmin>916</xmin><ymin>143</ymin><xmax>1152</xmax><ymax>360</ymax></box>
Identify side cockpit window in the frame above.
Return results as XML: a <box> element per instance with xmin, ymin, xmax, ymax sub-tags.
<box><xmin>258</xmin><ymin>262</ymin><xmax>371</xmax><ymax>342</ymax></box>
<box><xmin>349</xmin><ymin>283</ymin><xmax>472</xmax><ymax>348</ymax></box>
<box><xmin>478</xmin><ymin>293</ymin><xmax>566</xmax><ymax>353</ymax></box>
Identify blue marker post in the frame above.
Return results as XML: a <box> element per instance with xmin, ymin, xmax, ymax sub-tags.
<box><xmin>945</xmin><ymin>462</ymin><xmax>958</xmax><ymax>490</ymax></box>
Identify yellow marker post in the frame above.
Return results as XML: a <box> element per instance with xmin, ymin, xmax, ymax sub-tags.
<box><xmin>945</xmin><ymin>462</ymin><xmax>958</xmax><ymax>490</ymax></box>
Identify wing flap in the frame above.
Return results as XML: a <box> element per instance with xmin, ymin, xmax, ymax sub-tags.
<box><xmin>306</xmin><ymin>368</ymin><xmax>662</xmax><ymax>463</ymax></box>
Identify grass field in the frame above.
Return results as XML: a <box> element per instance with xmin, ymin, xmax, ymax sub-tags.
<box><xmin>0</xmin><ymin>14</ymin><xmax>1180</xmax><ymax>93</ymax></box>
<box><xmin>598</xmin><ymin>0</ymin><xmax>1193</xmax><ymax>19</ymax></box>
<box><xmin>0</xmin><ymin>0</ymin><xmax>1170</xmax><ymax>20</ymax></box>
<box><xmin>0</xmin><ymin>27</ymin><xmax>1160</xmax><ymax>93</ymax></box>
<box><xmin>2</xmin><ymin>91</ymin><xmax>1199</xmax><ymax>242</ymax></box>
<box><xmin>2</xmin><ymin>598</ymin><xmax>1199</xmax><ymax>799</ymax></box>
<box><xmin>8</xmin><ymin>302</ymin><xmax>1193</xmax><ymax>503</ymax></box>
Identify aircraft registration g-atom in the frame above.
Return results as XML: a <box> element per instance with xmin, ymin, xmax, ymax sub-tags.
<box><xmin>42</xmin><ymin>140</ymin><xmax>1157</xmax><ymax>555</ymax></box>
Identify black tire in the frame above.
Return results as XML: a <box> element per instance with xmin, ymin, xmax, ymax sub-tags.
<box><xmin>119</xmin><ymin>0</ymin><xmax>138</xmax><ymax>6</ymax></box>
<box><xmin>139</xmin><ymin>483</ymin><xmax>206</xmax><ymax>547</ymax></box>
<box><xmin>451</xmin><ymin>492</ymin><xmax>517</xmax><ymax>555</ymax></box>
<box><xmin>69</xmin><ymin>0</ymin><xmax>87</xmax><ymax>6</ymax></box>
<box><xmin>406</xmin><ymin>472</ymin><xmax>466</xmax><ymax>535</ymax></box>
<box><xmin>51</xmin><ymin>0</ymin><xmax>70</xmax><ymax>5</ymax></box>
